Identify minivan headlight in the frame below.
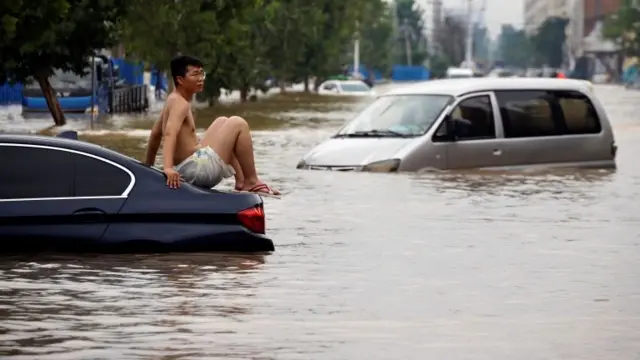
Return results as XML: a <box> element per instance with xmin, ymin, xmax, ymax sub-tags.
<box><xmin>361</xmin><ymin>159</ymin><xmax>400</xmax><ymax>173</ymax></box>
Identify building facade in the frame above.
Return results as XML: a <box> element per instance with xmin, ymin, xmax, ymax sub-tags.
<box><xmin>524</xmin><ymin>0</ymin><xmax>571</xmax><ymax>35</ymax></box>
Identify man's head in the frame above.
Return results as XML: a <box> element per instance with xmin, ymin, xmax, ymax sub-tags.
<box><xmin>170</xmin><ymin>55</ymin><xmax>205</xmax><ymax>93</ymax></box>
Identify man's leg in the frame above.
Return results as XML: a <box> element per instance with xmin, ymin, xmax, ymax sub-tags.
<box><xmin>200</xmin><ymin>116</ymin><xmax>279</xmax><ymax>194</ymax></box>
<box><xmin>203</xmin><ymin>117</ymin><xmax>245</xmax><ymax>190</ymax></box>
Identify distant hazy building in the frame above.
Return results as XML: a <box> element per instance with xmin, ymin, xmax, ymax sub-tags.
<box><xmin>524</xmin><ymin>0</ymin><xmax>571</xmax><ymax>35</ymax></box>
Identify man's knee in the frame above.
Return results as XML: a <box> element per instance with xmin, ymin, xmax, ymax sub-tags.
<box><xmin>212</xmin><ymin>116</ymin><xmax>229</xmax><ymax>124</ymax></box>
<box><xmin>228</xmin><ymin>116</ymin><xmax>249</xmax><ymax>128</ymax></box>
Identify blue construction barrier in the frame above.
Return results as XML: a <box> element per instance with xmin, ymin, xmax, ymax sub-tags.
<box><xmin>0</xmin><ymin>83</ymin><xmax>24</xmax><ymax>105</ymax></box>
<box><xmin>111</xmin><ymin>57</ymin><xmax>145</xmax><ymax>86</ymax></box>
<box><xmin>391</xmin><ymin>65</ymin><xmax>430</xmax><ymax>81</ymax></box>
<box><xmin>150</xmin><ymin>69</ymin><xmax>168</xmax><ymax>91</ymax></box>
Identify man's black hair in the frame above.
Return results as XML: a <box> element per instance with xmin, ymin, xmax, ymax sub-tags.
<box><xmin>170</xmin><ymin>55</ymin><xmax>204</xmax><ymax>86</ymax></box>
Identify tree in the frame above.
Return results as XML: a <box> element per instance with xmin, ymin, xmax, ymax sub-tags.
<box><xmin>530</xmin><ymin>17</ymin><xmax>569</xmax><ymax>68</ymax></box>
<box><xmin>358</xmin><ymin>1</ymin><xmax>394</xmax><ymax>76</ymax></box>
<box><xmin>497</xmin><ymin>24</ymin><xmax>534</xmax><ymax>68</ymax></box>
<box><xmin>434</xmin><ymin>13</ymin><xmax>466</xmax><ymax>67</ymax></box>
<box><xmin>603</xmin><ymin>0</ymin><xmax>640</xmax><ymax>57</ymax></box>
<box><xmin>394</xmin><ymin>0</ymin><xmax>428</xmax><ymax>65</ymax></box>
<box><xmin>118</xmin><ymin>0</ymin><xmax>262</xmax><ymax>101</ymax></box>
<box><xmin>0</xmin><ymin>0</ymin><xmax>127</xmax><ymax>125</ymax></box>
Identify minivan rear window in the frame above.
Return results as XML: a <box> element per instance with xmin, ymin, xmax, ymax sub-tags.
<box><xmin>495</xmin><ymin>90</ymin><xmax>601</xmax><ymax>138</ymax></box>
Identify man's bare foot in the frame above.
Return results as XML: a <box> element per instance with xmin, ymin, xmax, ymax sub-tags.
<box><xmin>234</xmin><ymin>182</ymin><xmax>244</xmax><ymax>191</ymax></box>
<box><xmin>243</xmin><ymin>182</ymin><xmax>280</xmax><ymax>196</ymax></box>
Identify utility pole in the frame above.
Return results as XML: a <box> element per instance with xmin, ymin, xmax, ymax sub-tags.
<box><xmin>391</xmin><ymin>0</ymin><xmax>400</xmax><ymax>61</ymax></box>
<box><xmin>354</xmin><ymin>21</ymin><xmax>360</xmax><ymax>75</ymax></box>
<box><xmin>464</xmin><ymin>0</ymin><xmax>474</xmax><ymax>68</ymax></box>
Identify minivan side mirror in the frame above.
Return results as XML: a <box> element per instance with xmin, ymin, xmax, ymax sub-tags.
<box><xmin>433</xmin><ymin>115</ymin><xmax>457</xmax><ymax>142</ymax></box>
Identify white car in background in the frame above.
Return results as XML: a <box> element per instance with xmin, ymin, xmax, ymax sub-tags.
<box><xmin>317</xmin><ymin>80</ymin><xmax>376</xmax><ymax>97</ymax></box>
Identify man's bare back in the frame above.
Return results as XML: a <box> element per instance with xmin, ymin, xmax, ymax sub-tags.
<box><xmin>160</xmin><ymin>93</ymin><xmax>200</xmax><ymax>166</ymax></box>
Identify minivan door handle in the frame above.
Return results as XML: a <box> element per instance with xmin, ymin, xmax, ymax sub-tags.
<box><xmin>492</xmin><ymin>149</ymin><xmax>502</xmax><ymax>156</ymax></box>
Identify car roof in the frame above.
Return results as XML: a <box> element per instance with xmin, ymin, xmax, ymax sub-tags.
<box><xmin>0</xmin><ymin>133</ymin><xmax>134</xmax><ymax>164</ymax></box>
<box><xmin>383</xmin><ymin>78</ymin><xmax>592</xmax><ymax>97</ymax></box>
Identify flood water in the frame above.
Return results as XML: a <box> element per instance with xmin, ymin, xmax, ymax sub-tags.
<box><xmin>2</xmin><ymin>84</ymin><xmax>640</xmax><ymax>359</ymax></box>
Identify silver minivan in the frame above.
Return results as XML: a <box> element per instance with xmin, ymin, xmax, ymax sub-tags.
<box><xmin>296</xmin><ymin>78</ymin><xmax>617</xmax><ymax>172</ymax></box>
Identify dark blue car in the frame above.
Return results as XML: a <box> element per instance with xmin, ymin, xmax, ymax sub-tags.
<box><xmin>0</xmin><ymin>131</ymin><xmax>274</xmax><ymax>253</ymax></box>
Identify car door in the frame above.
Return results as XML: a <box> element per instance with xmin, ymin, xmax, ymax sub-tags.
<box><xmin>0</xmin><ymin>144</ymin><xmax>129</xmax><ymax>251</ymax></box>
<box><xmin>431</xmin><ymin>92</ymin><xmax>509</xmax><ymax>169</ymax></box>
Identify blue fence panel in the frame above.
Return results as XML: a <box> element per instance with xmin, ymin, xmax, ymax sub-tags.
<box><xmin>391</xmin><ymin>65</ymin><xmax>430</xmax><ymax>81</ymax></box>
<box><xmin>0</xmin><ymin>83</ymin><xmax>23</xmax><ymax>106</ymax></box>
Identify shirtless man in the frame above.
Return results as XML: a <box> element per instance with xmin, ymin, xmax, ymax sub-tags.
<box><xmin>143</xmin><ymin>55</ymin><xmax>279</xmax><ymax>195</ymax></box>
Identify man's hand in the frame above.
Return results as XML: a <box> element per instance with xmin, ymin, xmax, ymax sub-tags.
<box><xmin>164</xmin><ymin>168</ymin><xmax>181</xmax><ymax>189</ymax></box>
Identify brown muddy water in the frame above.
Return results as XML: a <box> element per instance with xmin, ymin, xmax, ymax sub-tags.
<box><xmin>1</xmin><ymin>84</ymin><xmax>640</xmax><ymax>359</ymax></box>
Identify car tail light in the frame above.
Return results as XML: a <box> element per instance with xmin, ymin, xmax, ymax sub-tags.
<box><xmin>237</xmin><ymin>205</ymin><xmax>265</xmax><ymax>234</ymax></box>
<box><xmin>611</xmin><ymin>141</ymin><xmax>617</xmax><ymax>157</ymax></box>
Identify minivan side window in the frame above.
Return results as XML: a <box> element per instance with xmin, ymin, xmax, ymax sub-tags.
<box><xmin>495</xmin><ymin>91</ymin><xmax>559</xmax><ymax>138</ymax></box>
<box><xmin>435</xmin><ymin>95</ymin><xmax>496</xmax><ymax>140</ymax></box>
<box><xmin>555</xmin><ymin>91</ymin><xmax>602</xmax><ymax>134</ymax></box>
<box><xmin>73</xmin><ymin>153</ymin><xmax>131</xmax><ymax>197</ymax></box>
<box><xmin>495</xmin><ymin>90</ymin><xmax>602</xmax><ymax>138</ymax></box>
<box><xmin>0</xmin><ymin>145</ymin><xmax>74</xmax><ymax>200</ymax></box>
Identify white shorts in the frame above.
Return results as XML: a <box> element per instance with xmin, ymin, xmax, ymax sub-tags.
<box><xmin>175</xmin><ymin>146</ymin><xmax>235</xmax><ymax>188</ymax></box>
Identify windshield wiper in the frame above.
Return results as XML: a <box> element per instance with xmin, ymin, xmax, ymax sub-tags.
<box><xmin>337</xmin><ymin>129</ymin><xmax>413</xmax><ymax>138</ymax></box>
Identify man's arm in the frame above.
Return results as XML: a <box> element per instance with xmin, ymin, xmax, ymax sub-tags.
<box><xmin>143</xmin><ymin>118</ymin><xmax>163</xmax><ymax>166</ymax></box>
<box><xmin>162</xmin><ymin>100</ymin><xmax>189</xmax><ymax>171</ymax></box>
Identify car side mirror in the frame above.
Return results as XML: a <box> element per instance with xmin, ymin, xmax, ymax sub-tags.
<box><xmin>433</xmin><ymin>115</ymin><xmax>457</xmax><ymax>142</ymax></box>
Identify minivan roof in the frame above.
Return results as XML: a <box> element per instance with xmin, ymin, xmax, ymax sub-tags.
<box><xmin>384</xmin><ymin>78</ymin><xmax>592</xmax><ymax>97</ymax></box>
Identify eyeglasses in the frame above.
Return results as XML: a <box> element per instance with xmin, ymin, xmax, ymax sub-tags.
<box><xmin>187</xmin><ymin>71</ymin><xmax>206</xmax><ymax>80</ymax></box>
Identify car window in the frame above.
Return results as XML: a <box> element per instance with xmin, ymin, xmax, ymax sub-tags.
<box><xmin>73</xmin><ymin>153</ymin><xmax>131</xmax><ymax>197</ymax></box>
<box><xmin>322</xmin><ymin>83</ymin><xmax>335</xmax><ymax>90</ymax></box>
<box><xmin>555</xmin><ymin>91</ymin><xmax>602</xmax><ymax>134</ymax></box>
<box><xmin>495</xmin><ymin>91</ymin><xmax>562</xmax><ymax>138</ymax></box>
<box><xmin>0</xmin><ymin>145</ymin><xmax>74</xmax><ymax>200</ymax></box>
<box><xmin>340</xmin><ymin>82</ymin><xmax>370</xmax><ymax>92</ymax></box>
<box><xmin>438</xmin><ymin>95</ymin><xmax>496</xmax><ymax>140</ymax></box>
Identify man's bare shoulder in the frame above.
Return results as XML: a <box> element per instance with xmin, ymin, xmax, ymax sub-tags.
<box><xmin>163</xmin><ymin>93</ymin><xmax>191</xmax><ymax>113</ymax></box>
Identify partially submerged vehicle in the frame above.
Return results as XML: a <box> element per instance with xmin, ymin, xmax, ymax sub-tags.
<box><xmin>317</xmin><ymin>80</ymin><xmax>376</xmax><ymax>97</ymax></box>
<box><xmin>0</xmin><ymin>131</ymin><xmax>273</xmax><ymax>253</ymax></box>
<box><xmin>297</xmin><ymin>78</ymin><xmax>616</xmax><ymax>172</ymax></box>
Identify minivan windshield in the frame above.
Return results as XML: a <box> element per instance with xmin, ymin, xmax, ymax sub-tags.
<box><xmin>336</xmin><ymin>94</ymin><xmax>453</xmax><ymax>137</ymax></box>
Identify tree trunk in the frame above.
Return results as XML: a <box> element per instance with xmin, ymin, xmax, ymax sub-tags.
<box><xmin>303</xmin><ymin>77</ymin><xmax>309</xmax><ymax>92</ymax></box>
<box><xmin>314</xmin><ymin>77</ymin><xmax>324</xmax><ymax>92</ymax></box>
<box><xmin>240</xmin><ymin>85</ymin><xmax>249</xmax><ymax>102</ymax></box>
<box><xmin>35</xmin><ymin>71</ymin><xmax>66</xmax><ymax>126</ymax></box>
<box><xmin>279</xmin><ymin>79</ymin><xmax>286</xmax><ymax>93</ymax></box>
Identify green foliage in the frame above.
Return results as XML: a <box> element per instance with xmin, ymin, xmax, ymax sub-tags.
<box><xmin>0</xmin><ymin>0</ymin><xmax>128</xmax><ymax>125</ymax></box>
<box><xmin>603</xmin><ymin>0</ymin><xmax>640</xmax><ymax>57</ymax></box>
<box><xmin>0</xmin><ymin>0</ymin><xmax>126</xmax><ymax>83</ymax></box>
<box><xmin>497</xmin><ymin>25</ymin><xmax>534</xmax><ymax>68</ymax></box>
<box><xmin>395</xmin><ymin>0</ymin><xmax>428</xmax><ymax>65</ymax></box>
<box><xmin>530</xmin><ymin>17</ymin><xmax>569</xmax><ymax>68</ymax></box>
